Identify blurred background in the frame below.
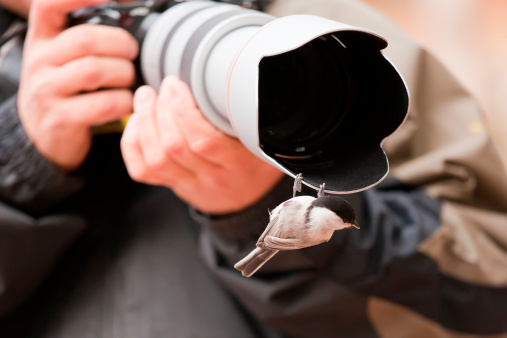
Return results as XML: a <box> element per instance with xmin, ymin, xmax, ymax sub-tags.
<box><xmin>362</xmin><ymin>0</ymin><xmax>507</xmax><ymax>173</ymax></box>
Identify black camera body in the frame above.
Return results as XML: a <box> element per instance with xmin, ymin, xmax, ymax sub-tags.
<box><xmin>68</xmin><ymin>0</ymin><xmax>268</xmax><ymax>89</ymax></box>
<box><xmin>69</xmin><ymin>0</ymin><xmax>267</xmax><ymax>44</ymax></box>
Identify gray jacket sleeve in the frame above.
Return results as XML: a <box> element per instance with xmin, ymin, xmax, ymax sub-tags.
<box><xmin>192</xmin><ymin>176</ymin><xmax>443</xmax><ymax>336</ymax></box>
<box><xmin>0</xmin><ymin>95</ymin><xmax>84</xmax><ymax>213</ymax></box>
<box><xmin>0</xmin><ymin>94</ymin><xmax>86</xmax><ymax>316</ymax></box>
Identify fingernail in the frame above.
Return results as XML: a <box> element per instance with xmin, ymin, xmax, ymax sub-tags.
<box><xmin>134</xmin><ymin>86</ymin><xmax>152</xmax><ymax>106</ymax></box>
<box><xmin>164</xmin><ymin>76</ymin><xmax>179</xmax><ymax>100</ymax></box>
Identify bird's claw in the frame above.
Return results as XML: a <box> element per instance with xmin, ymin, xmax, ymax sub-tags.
<box><xmin>293</xmin><ymin>173</ymin><xmax>303</xmax><ymax>197</ymax></box>
<box><xmin>318</xmin><ymin>183</ymin><xmax>326</xmax><ymax>198</ymax></box>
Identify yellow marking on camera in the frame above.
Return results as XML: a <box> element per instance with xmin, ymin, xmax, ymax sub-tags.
<box><xmin>91</xmin><ymin>114</ymin><xmax>132</xmax><ymax>135</ymax></box>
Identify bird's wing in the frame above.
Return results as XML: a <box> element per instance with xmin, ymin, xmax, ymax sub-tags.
<box><xmin>264</xmin><ymin>236</ymin><xmax>306</xmax><ymax>250</ymax></box>
<box><xmin>256</xmin><ymin>212</ymin><xmax>280</xmax><ymax>246</ymax></box>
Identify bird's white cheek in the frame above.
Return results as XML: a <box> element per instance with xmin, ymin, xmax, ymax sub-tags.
<box><xmin>310</xmin><ymin>207</ymin><xmax>347</xmax><ymax>230</ymax></box>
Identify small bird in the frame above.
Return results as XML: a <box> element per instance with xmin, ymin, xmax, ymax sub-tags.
<box><xmin>234</xmin><ymin>195</ymin><xmax>359</xmax><ymax>277</ymax></box>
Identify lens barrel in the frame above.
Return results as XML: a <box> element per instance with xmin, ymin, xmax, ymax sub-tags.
<box><xmin>141</xmin><ymin>1</ymin><xmax>274</xmax><ymax>135</ymax></box>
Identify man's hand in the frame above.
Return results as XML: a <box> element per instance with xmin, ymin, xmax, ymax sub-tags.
<box><xmin>121</xmin><ymin>76</ymin><xmax>285</xmax><ymax>215</ymax></box>
<box><xmin>18</xmin><ymin>0</ymin><xmax>138</xmax><ymax>171</ymax></box>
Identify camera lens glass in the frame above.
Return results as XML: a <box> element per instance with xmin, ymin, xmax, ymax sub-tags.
<box><xmin>258</xmin><ymin>34</ymin><xmax>351</xmax><ymax>159</ymax></box>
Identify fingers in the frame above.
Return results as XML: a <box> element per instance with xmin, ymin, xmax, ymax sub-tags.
<box><xmin>28</xmin><ymin>0</ymin><xmax>109</xmax><ymax>41</ymax></box>
<box><xmin>154</xmin><ymin>82</ymin><xmax>220</xmax><ymax>176</ymax></box>
<box><xmin>53</xmin><ymin>56</ymin><xmax>135</xmax><ymax>95</ymax></box>
<box><xmin>159</xmin><ymin>76</ymin><xmax>248</xmax><ymax>168</ymax></box>
<box><xmin>121</xmin><ymin>115</ymin><xmax>170</xmax><ymax>186</ymax></box>
<box><xmin>42</xmin><ymin>25</ymin><xmax>139</xmax><ymax>66</ymax></box>
<box><xmin>19</xmin><ymin>0</ymin><xmax>137</xmax><ymax>170</ymax></box>
<box><xmin>121</xmin><ymin>86</ymin><xmax>196</xmax><ymax>187</ymax></box>
<box><xmin>59</xmin><ymin>89</ymin><xmax>134</xmax><ymax>126</ymax></box>
<box><xmin>135</xmin><ymin>86</ymin><xmax>196</xmax><ymax>185</ymax></box>
<box><xmin>120</xmin><ymin>79</ymin><xmax>285</xmax><ymax>214</ymax></box>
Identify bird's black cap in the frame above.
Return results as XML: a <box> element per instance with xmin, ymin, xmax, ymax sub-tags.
<box><xmin>312</xmin><ymin>196</ymin><xmax>358</xmax><ymax>227</ymax></box>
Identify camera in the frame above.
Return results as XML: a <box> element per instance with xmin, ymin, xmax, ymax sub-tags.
<box><xmin>70</xmin><ymin>0</ymin><xmax>409</xmax><ymax>194</ymax></box>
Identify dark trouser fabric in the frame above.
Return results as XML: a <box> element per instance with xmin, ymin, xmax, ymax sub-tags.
<box><xmin>0</xmin><ymin>134</ymin><xmax>263</xmax><ymax>338</ymax></box>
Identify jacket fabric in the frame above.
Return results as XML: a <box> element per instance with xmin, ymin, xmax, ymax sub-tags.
<box><xmin>0</xmin><ymin>0</ymin><xmax>506</xmax><ymax>337</ymax></box>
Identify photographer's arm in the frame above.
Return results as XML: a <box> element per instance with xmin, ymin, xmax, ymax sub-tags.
<box><xmin>0</xmin><ymin>0</ymin><xmax>138</xmax><ymax>316</ymax></box>
<box><xmin>194</xmin><ymin>178</ymin><xmax>444</xmax><ymax>336</ymax></box>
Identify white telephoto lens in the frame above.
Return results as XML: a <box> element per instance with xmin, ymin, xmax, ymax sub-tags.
<box><xmin>141</xmin><ymin>1</ymin><xmax>409</xmax><ymax>194</ymax></box>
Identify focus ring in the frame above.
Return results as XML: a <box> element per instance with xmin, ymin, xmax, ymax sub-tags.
<box><xmin>158</xmin><ymin>2</ymin><xmax>218</xmax><ymax>82</ymax></box>
<box><xmin>179</xmin><ymin>8</ymin><xmax>247</xmax><ymax>87</ymax></box>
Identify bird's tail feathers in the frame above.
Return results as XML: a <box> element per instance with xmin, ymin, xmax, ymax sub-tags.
<box><xmin>234</xmin><ymin>247</ymin><xmax>278</xmax><ymax>277</ymax></box>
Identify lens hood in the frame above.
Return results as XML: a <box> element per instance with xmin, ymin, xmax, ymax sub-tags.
<box><xmin>227</xmin><ymin>15</ymin><xmax>409</xmax><ymax>193</ymax></box>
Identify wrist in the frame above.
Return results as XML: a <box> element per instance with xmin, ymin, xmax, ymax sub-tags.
<box><xmin>190</xmin><ymin>175</ymin><xmax>294</xmax><ymax>244</ymax></box>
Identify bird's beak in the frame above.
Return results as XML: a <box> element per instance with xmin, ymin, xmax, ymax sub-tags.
<box><xmin>350</xmin><ymin>222</ymin><xmax>360</xmax><ymax>230</ymax></box>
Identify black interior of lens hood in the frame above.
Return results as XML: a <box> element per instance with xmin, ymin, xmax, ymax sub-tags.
<box><xmin>258</xmin><ymin>31</ymin><xmax>409</xmax><ymax>193</ymax></box>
